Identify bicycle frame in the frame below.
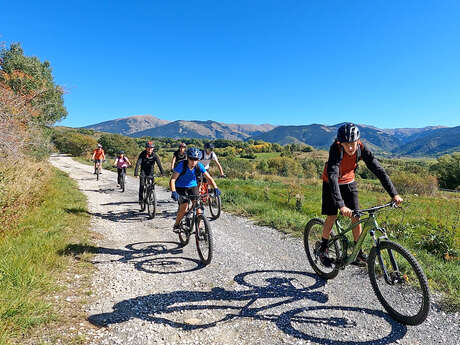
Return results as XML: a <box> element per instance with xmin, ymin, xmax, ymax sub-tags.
<box><xmin>332</xmin><ymin>213</ymin><xmax>386</xmax><ymax>266</ymax></box>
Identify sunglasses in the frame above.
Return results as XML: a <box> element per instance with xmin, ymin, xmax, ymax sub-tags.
<box><xmin>188</xmin><ymin>157</ymin><xmax>199</xmax><ymax>161</ymax></box>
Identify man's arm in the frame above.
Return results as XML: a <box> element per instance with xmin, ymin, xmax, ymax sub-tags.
<box><xmin>361</xmin><ymin>144</ymin><xmax>398</xmax><ymax>198</ymax></box>
<box><xmin>134</xmin><ymin>153</ymin><xmax>143</xmax><ymax>176</ymax></box>
<box><xmin>326</xmin><ymin>144</ymin><xmax>345</xmax><ymax>208</ymax></box>
<box><xmin>155</xmin><ymin>154</ymin><xmax>165</xmax><ymax>175</ymax></box>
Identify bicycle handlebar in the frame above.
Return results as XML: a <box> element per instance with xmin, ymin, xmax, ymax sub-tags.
<box><xmin>352</xmin><ymin>201</ymin><xmax>397</xmax><ymax>217</ymax></box>
<box><xmin>178</xmin><ymin>194</ymin><xmax>201</xmax><ymax>203</ymax></box>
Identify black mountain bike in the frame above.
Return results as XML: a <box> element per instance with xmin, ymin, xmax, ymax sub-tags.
<box><xmin>177</xmin><ymin>194</ymin><xmax>213</xmax><ymax>265</ymax></box>
<box><xmin>140</xmin><ymin>175</ymin><xmax>157</xmax><ymax>219</ymax></box>
<box><xmin>303</xmin><ymin>202</ymin><xmax>430</xmax><ymax>326</ymax></box>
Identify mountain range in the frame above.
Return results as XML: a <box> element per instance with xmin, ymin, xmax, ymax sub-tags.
<box><xmin>83</xmin><ymin>115</ymin><xmax>459</xmax><ymax>157</ymax></box>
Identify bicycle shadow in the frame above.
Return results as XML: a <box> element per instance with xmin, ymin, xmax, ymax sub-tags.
<box><xmin>87</xmin><ymin>269</ymin><xmax>407</xmax><ymax>344</ymax></box>
<box><xmin>59</xmin><ymin>241</ymin><xmax>204</xmax><ymax>273</ymax></box>
<box><xmin>64</xmin><ymin>208</ymin><xmax>151</xmax><ymax>223</ymax></box>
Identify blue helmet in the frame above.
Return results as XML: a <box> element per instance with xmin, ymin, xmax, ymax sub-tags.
<box><xmin>187</xmin><ymin>147</ymin><xmax>202</xmax><ymax>160</ymax></box>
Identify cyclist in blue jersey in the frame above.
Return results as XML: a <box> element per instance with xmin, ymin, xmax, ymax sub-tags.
<box><xmin>170</xmin><ymin>147</ymin><xmax>221</xmax><ymax>232</ymax></box>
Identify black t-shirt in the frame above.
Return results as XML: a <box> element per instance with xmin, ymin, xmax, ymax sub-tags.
<box><xmin>173</xmin><ymin>150</ymin><xmax>187</xmax><ymax>167</ymax></box>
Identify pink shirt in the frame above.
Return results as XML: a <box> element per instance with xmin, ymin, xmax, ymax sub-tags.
<box><xmin>116</xmin><ymin>157</ymin><xmax>128</xmax><ymax>168</ymax></box>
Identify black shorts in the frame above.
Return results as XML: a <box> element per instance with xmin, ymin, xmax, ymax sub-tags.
<box><xmin>322</xmin><ymin>181</ymin><xmax>359</xmax><ymax>216</ymax></box>
<box><xmin>176</xmin><ymin>186</ymin><xmax>199</xmax><ymax>204</ymax></box>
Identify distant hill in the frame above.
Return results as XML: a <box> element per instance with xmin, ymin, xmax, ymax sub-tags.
<box><xmin>253</xmin><ymin>123</ymin><xmax>400</xmax><ymax>152</ymax></box>
<box><xmin>81</xmin><ymin>115</ymin><xmax>458</xmax><ymax>157</ymax></box>
<box><xmin>84</xmin><ymin>115</ymin><xmax>169</xmax><ymax>135</ymax></box>
<box><xmin>395</xmin><ymin>126</ymin><xmax>460</xmax><ymax>156</ymax></box>
<box><xmin>131</xmin><ymin>120</ymin><xmax>276</xmax><ymax>140</ymax></box>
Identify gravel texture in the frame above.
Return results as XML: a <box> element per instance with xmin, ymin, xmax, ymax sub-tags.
<box><xmin>50</xmin><ymin>155</ymin><xmax>459</xmax><ymax>345</ymax></box>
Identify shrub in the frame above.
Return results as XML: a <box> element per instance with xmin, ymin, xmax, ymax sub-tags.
<box><xmin>219</xmin><ymin>157</ymin><xmax>255</xmax><ymax>179</ymax></box>
<box><xmin>267</xmin><ymin>157</ymin><xmax>303</xmax><ymax>177</ymax></box>
<box><xmin>391</xmin><ymin>172</ymin><xmax>438</xmax><ymax>196</ymax></box>
<box><xmin>52</xmin><ymin>131</ymin><xmax>98</xmax><ymax>156</ymax></box>
<box><xmin>431</xmin><ymin>153</ymin><xmax>460</xmax><ymax>190</ymax></box>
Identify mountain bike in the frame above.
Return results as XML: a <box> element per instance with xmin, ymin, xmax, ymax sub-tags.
<box><xmin>199</xmin><ymin>177</ymin><xmax>222</xmax><ymax>219</ymax></box>
<box><xmin>94</xmin><ymin>160</ymin><xmax>104</xmax><ymax>180</ymax></box>
<box><xmin>113</xmin><ymin>166</ymin><xmax>128</xmax><ymax>192</ymax></box>
<box><xmin>140</xmin><ymin>175</ymin><xmax>157</xmax><ymax>219</ymax></box>
<box><xmin>177</xmin><ymin>194</ymin><xmax>213</xmax><ymax>265</ymax></box>
<box><xmin>303</xmin><ymin>202</ymin><xmax>430</xmax><ymax>325</ymax></box>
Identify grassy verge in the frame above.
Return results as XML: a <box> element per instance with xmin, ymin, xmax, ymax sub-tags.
<box><xmin>0</xmin><ymin>167</ymin><xmax>92</xmax><ymax>345</ymax></box>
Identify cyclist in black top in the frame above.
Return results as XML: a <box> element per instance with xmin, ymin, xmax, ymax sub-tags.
<box><xmin>171</xmin><ymin>142</ymin><xmax>187</xmax><ymax>170</ymax></box>
<box><xmin>320</xmin><ymin>123</ymin><xmax>403</xmax><ymax>267</ymax></box>
<box><xmin>134</xmin><ymin>141</ymin><xmax>165</xmax><ymax>210</ymax></box>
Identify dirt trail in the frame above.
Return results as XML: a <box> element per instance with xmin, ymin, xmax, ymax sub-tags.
<box><xmin>50</xmin><ymin>155</ymin><xmax>459</xmax><ymax>345</ymax></box>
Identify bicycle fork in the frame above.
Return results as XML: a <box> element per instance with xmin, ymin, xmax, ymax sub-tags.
<box><xmin>371</xmin><ymin>229</ymin><xmax>400</xmax><ymax>285</ymax></box>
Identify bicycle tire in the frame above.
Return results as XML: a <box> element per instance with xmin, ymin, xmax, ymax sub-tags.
<box><xmin>178</xmin><ymin>218</ymin><xmax>191</xmax><ymax>247</ymax></box>
<box><xmin>120</xmin><ymin>173</ymin><xmax>125</xmax><ymax>192</ymax></box>
<box><xmin>208</xmin><ymin>189</ymin><xmax>221</xmax><ymax>219</ymax></box>
<box><xmin>195</xmin><ymin>214</ymin><xmax>213</xmax><ymax>265</ymax></box>
<box><xmin>96</xmin><ymin>167</ymin><xmax>100</xmax><ymax>181</ymax></box>
<box><xmin>147</xmin><ymin>187</ymin><xmax>156</xmax><ymax>219</ymax></box>
<box><xmin>368</xmin><ymin>240</ymin><xmax>430</xmax><ymax>325</ymax></box>
<box><xmin>304</xmin><ymin>218</ymin><xmax>341</xmax><ymax>280</ymax></box>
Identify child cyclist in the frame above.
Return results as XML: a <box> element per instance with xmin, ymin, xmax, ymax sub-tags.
<box><xmin>170</xmin><ymin>147</ymin><xmax>221</xmax><ymax>232</ymax></box>
<box><xmin>320</xmin><ymin>123</ymin><xmax>403</xmax><ymax>267</ymax></box>
<box><xmin>113</xmin><ymin>151</ymin><xmax>131</xmax><ymax>187</ymax></box>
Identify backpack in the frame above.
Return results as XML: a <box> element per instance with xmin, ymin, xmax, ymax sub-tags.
<box><xmin>178</xmin><ymin>160</ymin><xmax>203</xmax><ymax>180</ymax></box>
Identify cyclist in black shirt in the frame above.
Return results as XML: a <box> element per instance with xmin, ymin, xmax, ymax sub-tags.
<box><xmin>134</xmin><ymin>141</ymin><xmax>165</xmax><ymax>210</ymax></box>
<box><xmin>171</xmin><ymin>142</ymin><xmax>187</xmax><ymax>170</ymax></box>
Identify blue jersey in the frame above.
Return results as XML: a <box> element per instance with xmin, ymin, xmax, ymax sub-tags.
<box><xmin>174</xmin><ymin>161</ymin><xmax>206</xmax><ymax>188</ymax></box>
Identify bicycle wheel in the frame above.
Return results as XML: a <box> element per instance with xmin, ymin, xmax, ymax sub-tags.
<box><xmin>120</xmin><ymin>173</ymin><xmax>125</xmax><ymax>192</ymax></box>
<box><xmin>368</xmin><ymin>240</ymin><xmax>430</xmax><ymax>325</ymax></box>
<box><xmin>195</xmin><ymin>214</ymin><xmax>213</xmax><ymax>265</ymax></box>
<box><xmin>96</xmin><ymin>166</ymin><xmax>100</xmax><ymax>180</ymax></box>
<box><xmin>147</xmin><ymin>187</ymin><xmax>156</xmax><ymax>219</ymax></box>
<box><xmin>303</xmin><ymin>218</ymin><xmax>341</xmax><ymax>279</ymax></box>
<box><xmin>178</xmin><ymin>218</ymin><xmax>191</xmax><ymax>247</ymax></box>
<box><xmin>208</xmin><ymin>189</ymin><xmax>221</xmax><ymax>219</ymax></box>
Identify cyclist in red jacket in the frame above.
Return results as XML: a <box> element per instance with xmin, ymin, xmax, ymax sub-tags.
<box><xmin>320</xmin><ymin>123</ymin><xmax>403</xmax><ymax>267</ymax></box>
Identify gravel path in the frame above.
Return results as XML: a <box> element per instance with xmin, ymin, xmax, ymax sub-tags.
<box><xmin>50</xmin><ymin>155</ymin><xmax>459</xmax><ymax>345</ymax></box>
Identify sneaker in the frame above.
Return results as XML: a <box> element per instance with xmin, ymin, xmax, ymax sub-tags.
<box><xmin>139</xmin><ymin>201</ymin><xmax>145</xmax><ymax>212</ymax></box>
<box><xmin>93</xmin><ymin>172</ymin><xmax>97</xmax><ymax>174</ymax></box>
<box><xmin>173</xmin><ymin>223</ymin><xmax>181</xmax><ymax>233</ymax></box>
<box><xmin>318</xmin><ymin>247</ymin><xmax>332</xmax><ymax>268</ymax></box>
<box><xmin>351</xmin><ymin>251</ymin><xmax>368</xmax><ymax>267</ymax></box>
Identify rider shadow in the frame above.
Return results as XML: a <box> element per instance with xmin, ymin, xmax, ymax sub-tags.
<box><xmin>59</xmin><ymin>241</ymin><xmax>202</xmax><ymax>272</ymax></box>
<box><xmin>90</xmin><ymin>210</ymin><xmax>148</xmax><ymax>223</ymax></box>
<box><xmin>87</xmin><ymin>269</ymin><xmax>407</xmax><ymax>344</ymax></box>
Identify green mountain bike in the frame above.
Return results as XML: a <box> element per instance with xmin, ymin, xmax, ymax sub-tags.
<box><xmin>304</xmin><ymin>202</ymin><xmax>430</xmax><ymax>325</ymax></box>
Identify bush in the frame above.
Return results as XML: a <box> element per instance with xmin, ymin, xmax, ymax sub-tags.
<box><xmin>219</xmin><ymin>157</ymin><xmax>255</xmax><ymax>179</ymax></box>
<box><xmin>267</xmin><ymin>157</ymin><xmax>303</xmax><ymax>177</ymax></box>
<box><xmin>98</xmin><ymin>133</ymin><xmax>141</xmax><ymax>159</ymax></box>
<box><xmin>391</xmin><ymin>172</ymin><xmax>438</xmax><ymax>196</ymax></box>
<box><xmin>431</xmin><ymin>153</ymin><xmax>460</xmax><ymax>190</ymax></box>
<box><xmin>52</xmin><ymin>131</ymin><xmax>98</xmax><ymax>156</ymax></box>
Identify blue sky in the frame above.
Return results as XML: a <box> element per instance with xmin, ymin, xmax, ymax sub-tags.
<box><xmin>1</xmin><ymin>1</ymin><xmax>459</xmax><ymax>129</ymax></box>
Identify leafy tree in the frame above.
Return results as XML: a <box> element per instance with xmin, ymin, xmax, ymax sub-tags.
<box><xmin>431</xmin><ymin>153</ymin><xmax>460</xmax><ymax>189</ymax></box>
<box><xmin>0</xmin><ymin>43</ymin><xmax>67</xmax><ymax>125</ymax></box>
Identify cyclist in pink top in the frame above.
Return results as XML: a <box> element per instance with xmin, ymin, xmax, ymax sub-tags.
<box><xmin>113</xmin><ymin>151</ymin><xmax>132</xmax><ymax>187</ymax></box>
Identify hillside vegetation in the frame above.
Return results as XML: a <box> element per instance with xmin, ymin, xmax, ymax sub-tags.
<box><xmin>0</xmin><ymin>42</ymin><xmax>91</xmax><ymax>344</ymax></box>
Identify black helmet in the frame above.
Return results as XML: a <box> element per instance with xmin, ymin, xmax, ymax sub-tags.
<box><xmin>118</xmin><ymin>150</ymin><xmax>124</xmax><ymax>155</ymax></box>
<box><xmin>187</xmin><ymin>147</ymin><xmax>202</xmax><ymax>160</ymax></box>
<box><xmin>337</xmin><ymin>123</ymin><xmax>360</xmax><ymax>143</ymax></box>
<box><xmin>145</xmin><ymin>141</ymin><xmax>154</xmax><ymax>148</ymax></box>
<box><xmin>204</xmin><ymin>142</ymin><xmax>214</xmax><ymax>150</ymax></box>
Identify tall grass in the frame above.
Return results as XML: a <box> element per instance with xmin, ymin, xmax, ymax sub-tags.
<box><xmin>0</xmin><ymin>167</ymin><xmax>91</xmax><ymax>344</ymax></box>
